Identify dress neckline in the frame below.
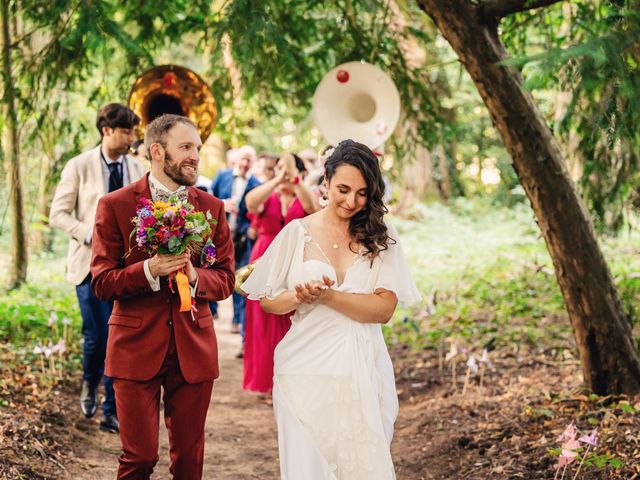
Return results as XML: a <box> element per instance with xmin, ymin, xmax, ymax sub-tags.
<box><xmin>299</xmin><ymin>220</ymin><xmax>363</xmax><ymax>287</ymax></box>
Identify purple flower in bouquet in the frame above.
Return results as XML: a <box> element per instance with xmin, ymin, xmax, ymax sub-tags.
<box><xmin>201</xmin><ymin>239</ymin><xmax>217</xmax><ymax>268</ymax></box>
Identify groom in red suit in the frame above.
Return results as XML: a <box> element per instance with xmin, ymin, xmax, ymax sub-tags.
<box><xmin>91</xmin><ymin>114</ymin><xmax>234</xmax><ymax>479</ymax></box>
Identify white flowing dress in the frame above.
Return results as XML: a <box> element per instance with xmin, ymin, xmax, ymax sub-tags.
<box><xmin>241</xmin><ymin>219</ymin><xmax>421</xmax><ymax>480</ymax></box>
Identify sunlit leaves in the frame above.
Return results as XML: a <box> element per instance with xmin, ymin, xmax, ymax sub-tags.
<box><xmin>502</xmin><ymin>1</ymin><xmax>640</xmax><ymax>232</ymax></box>
<box><xmin>206</xmin><ymin>0</ymin><xmax>443</xmax><ymax>155</ymax></box>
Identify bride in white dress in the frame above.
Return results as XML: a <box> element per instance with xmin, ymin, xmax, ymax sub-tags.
<box><xmin>241</xmin><ymin>140</ymin><xmax>421</xmax><ymax>479</ymax></box>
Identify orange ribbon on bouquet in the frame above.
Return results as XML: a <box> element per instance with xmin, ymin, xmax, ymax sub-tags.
<box><xmin>175</xmin><ymin>269</ymin><xmax>192</xmax><ymax>312</ymax></box>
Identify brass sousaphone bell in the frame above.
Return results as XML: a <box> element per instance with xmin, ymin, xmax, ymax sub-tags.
<box><xmin>234</xmin><ymin>261</ymin><xmax>257</xmax><ymax>296</ymax></box>
<box><xmin>236</xmin><ymin>63</ymin><xmax>401</xmax><ymax>296</ymax></box>
<box><xmin>128</xmin><ymin>64</ymin><xmax>216</xmax><ymax>142</ymax></box>
<box><xmin>312</xmin><ymin>61</ymin><xmax>400</xmax><ymax>151</ymax></box>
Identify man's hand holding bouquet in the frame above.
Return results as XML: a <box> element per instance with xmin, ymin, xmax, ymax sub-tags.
<box><xmin>128</xmin><ymin>195</ymin><xmax>218</xmax><ymax>317</ymax></box>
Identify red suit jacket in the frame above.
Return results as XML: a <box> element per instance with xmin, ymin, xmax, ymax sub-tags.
<box><xmin>90</xmin><ymin>174</ymin><xmax>235</xmax><ymax>384</ymax></box>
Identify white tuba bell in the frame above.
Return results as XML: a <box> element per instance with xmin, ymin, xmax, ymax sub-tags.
<box><xmin>312</xmin><ymin>61</ymin><xmax>400</xmax><ymax>151</ymax></box>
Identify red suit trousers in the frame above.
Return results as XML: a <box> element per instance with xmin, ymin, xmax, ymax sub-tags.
<box><xmin>113</xmin><ymin>338</ymin><xmax>214</xmax><ymax>479</ymax></box>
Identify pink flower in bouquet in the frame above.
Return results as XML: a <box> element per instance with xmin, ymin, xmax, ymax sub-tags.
<box><xmin>141</xmin><ymin>215</ymin><xmax>156</xmax><ymax>228</ymax></box>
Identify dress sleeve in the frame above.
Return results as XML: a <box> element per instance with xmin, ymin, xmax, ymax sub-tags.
<box><xmin>241</xmin><ymin>220</ymin><xmax>303</xmax><ymax>300</ymax></box>
<box><xmin>374</xmin><ymin>222</ymin><xmax>422</xmax><ymax>306</ymax></box>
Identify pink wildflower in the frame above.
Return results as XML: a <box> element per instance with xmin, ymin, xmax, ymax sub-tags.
<box><xmin>557</xmin><ymin>423</ymin><xmax>578</xmax><ymax>442</ymax></box>
<box><xmin>562</xmin><ymin>438</ymin><xmax>580</xmax><ymax>451</ymax></box>
<box><xmin>579</xmin><ymin>429</ymin><xmax>598</xmax><ymax>447</ymax></box>
<box><xmin>557</xmin><ymin>448</ymin><xmax>579</xmax><ymax>468</ymax></box>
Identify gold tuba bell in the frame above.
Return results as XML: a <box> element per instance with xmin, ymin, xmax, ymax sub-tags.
<box><xmin>128</xmin><ymin>65</ymin><xmax>216</xmax><ymax>141</ymax></box>
<box><xmin>234</xmin><ymin>260</ymin><xmax>257</xmax><ymax>296</ymax></box>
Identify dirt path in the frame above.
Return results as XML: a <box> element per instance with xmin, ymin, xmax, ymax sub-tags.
<box><xmin>67</xmin><ymin>299</ymin><xmax>280</xmax><ymax>479</ymax></box>
<box><xmin>66</xmin><ymin>300</ymin><xmax>428</xmax><ymax>480</ymax></box>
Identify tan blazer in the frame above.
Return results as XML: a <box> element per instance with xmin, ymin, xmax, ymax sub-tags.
<box><xmin>49</xmin><ymin>146</ymin><xmax>147</xmax><ymax>285</ymax></box>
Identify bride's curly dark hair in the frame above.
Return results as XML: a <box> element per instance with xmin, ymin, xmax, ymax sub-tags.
<box><xmin>324</xmin><ymin>140</ymin><xmax>394</xmax><ymax>260</ymax></box>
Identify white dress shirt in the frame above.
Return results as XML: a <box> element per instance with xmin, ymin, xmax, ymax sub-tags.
<box><xmin>100</xmin><ymin>145</ymin><xmax>130</xmax><ymax>193</ymax></box>
<box><xmin>84</xmin><ymin>146</ymin><xmax>132</xmax><ymax>245</ymax></box>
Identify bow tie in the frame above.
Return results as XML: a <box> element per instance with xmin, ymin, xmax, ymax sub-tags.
<box><xmin>151</xmin><ymin>185</ymin><xmax>188</xmax><ymax>203</ymax></box>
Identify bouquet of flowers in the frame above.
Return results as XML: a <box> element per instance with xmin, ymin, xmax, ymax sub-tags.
<box><xmin>129</xmin><ymin>195</ymin><xmax>217</xmax><ymax>313</ymax></box>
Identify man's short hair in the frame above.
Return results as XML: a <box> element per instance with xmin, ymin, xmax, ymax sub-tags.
<box><xmin>144</xmin><ymin>114</ymin><xmax>198</xmax><ymax>151</ymax></box>
<box><xmin>96</xmin><ymin>103</ymin><xmax>140</xmax><ymax>136</ymax></box>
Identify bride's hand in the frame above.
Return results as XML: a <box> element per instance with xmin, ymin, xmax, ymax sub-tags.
<box><xmin>294</xmin><ymin>275</ymin><xmax>336</xmax><ymax>304</ymax></box>
<box><xmin>294</xmin><ymin>279</ymin><xmax>329</xmax><ymax>304</ymax></box>
<box><xmin>321</xmin><ymin>275</ymin><xmax>335</xmax><ymax>289</ymax></box>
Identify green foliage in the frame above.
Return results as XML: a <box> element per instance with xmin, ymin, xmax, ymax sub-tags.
<box><xmin>206</xmin><ymin>0</ymin><xmax>444</xmax><ymax>157</ymax></box>
<box><xmin>0</xmin><ymin>255</ymin><xmax>80</xmax><ymax>344</ymax></box>
<box><xmin>384</xmin><ymin>199</ymin><xmax>640</xmax><ymax>352</ymax></box>
<box><xmin>502</xmin><ymin>1</ymin><xmax>640</xmax><ymax>232</ymax></box>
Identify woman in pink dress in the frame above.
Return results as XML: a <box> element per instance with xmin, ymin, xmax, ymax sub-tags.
<box><xmin>243</xmin><ymin>153</ymin><xmax>320</xmax><ymax>396</ymax></box>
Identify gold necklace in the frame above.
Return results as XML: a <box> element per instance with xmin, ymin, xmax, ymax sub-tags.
<box><xmin>323</xmin><ymin>211</ymin><xmax>351</xmax><ymax>249</ymax></box>
<box><xmin>331</xmin><ymin>229</ymin><xmax>351</xmax><ymax>249</ymax></box>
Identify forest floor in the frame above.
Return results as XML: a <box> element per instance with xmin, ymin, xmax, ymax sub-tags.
<box><xmin>2</xmin><ymin>202</ymin><xmax>640</xmax><ymax>479</ymax></box>
<box><xmin>2</xmin><ymin>305</ymin><xmax>639</xmax><ymax>479</ymax></box>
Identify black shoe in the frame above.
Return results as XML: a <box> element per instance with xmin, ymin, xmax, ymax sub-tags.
<box><xmin>80</xmin><ymin>381</ymin><xmax>98</xmax><ymax>418</ymax></box>
<box><xmin>235</xmin><ymin>349</ymin><xmax>244</xmax><ymax>359</ymax></box>
<box><xmin>99</xmin><ymin>413</ymin><xmax>119</xmax><ymax>433</ymax></box>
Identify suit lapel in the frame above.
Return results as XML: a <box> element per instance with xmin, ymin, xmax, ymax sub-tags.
<box><xmin>90</xmin><ymin>146</ymin><xmax>106</xmax><ymax>195</ymax></box>
<box><xmin>125</xmin><ymin>173</ymin><xmax>153</xmax><ymax>264</ymax></box>
<box><xmin>187</xmin><ymin>186</ymin><xmax>200</xmax><ymax>212</ymax></box>
<box><xmin>125</xmin><ymin>154</ymin><xmax>148</xmax><ymax>182</ymax></box>
<box><xmin>124</xmin><ymin>154</ymin><xmax>135</xmax><ymax>184</ymax></box>
<box><xmin>133</xmin><ymin>172</ymin><xmax>152</xmax><ymax>199</ymax></box>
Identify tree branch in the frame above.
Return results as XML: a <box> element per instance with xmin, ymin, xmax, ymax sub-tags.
<box><xmin>481</xmin><ymin>0</ymin><xmax>564</xmax><ymax>19</ymax></box>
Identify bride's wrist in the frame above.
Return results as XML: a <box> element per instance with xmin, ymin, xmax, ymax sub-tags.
<box><xmin>290</xmin><ymin>291</ymin><xmax>303</xmax><ymax>307</ymax></box>
<box><xmin>317</xmin><ymin>289</ymin><xmax>332</xmax><ymax>305</ymax></box>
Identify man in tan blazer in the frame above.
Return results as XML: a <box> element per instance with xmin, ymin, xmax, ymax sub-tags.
<box><xmin>49</xmin><ymin>103</ymin><xmax>147</xmax><ymax>433</ymax></box>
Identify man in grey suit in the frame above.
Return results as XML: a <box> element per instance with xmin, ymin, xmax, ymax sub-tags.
<box><xmin>50</xmin><ymin>103</ymin><xmax>147</xmax><ymax>433</ymax></box>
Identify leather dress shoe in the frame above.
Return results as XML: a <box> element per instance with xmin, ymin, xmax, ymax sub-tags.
<box><xmin>99</xmin><ymin>413</ymin><xmax>119</xmax><ymax>433</ymax></box>
<box><xmin>80</xmin><ymin>381</ymin><xmax>97</xmax><ymax>418</ymax></box>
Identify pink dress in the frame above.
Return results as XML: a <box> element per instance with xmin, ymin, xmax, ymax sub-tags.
<box><xmin>243</xmin><ymin>193</ymin><xmax>307</xmax><ymax>393</ymax></box>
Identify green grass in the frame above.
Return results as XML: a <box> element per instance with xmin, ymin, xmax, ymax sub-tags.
<box><xmin>0</xmin><ymin>234</ymin><xmax>82</xmax><ymax>354</ymax></box>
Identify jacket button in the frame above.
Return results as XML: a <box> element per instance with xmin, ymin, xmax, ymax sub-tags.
<box><xmin>166</xmin><ymin>320</ymin><xmax>173</xmax><ymax>326</ymax></box>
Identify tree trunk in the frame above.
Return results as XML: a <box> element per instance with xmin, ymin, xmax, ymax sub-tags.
<box><xmin>33</xmin><ymin>152</ymin><xmax>53</xmax><ymax>253</ymax></box>
<box><xmin>432</xmin><ymin>144</ymin><xmax>452</xmax><ymax>201</ymax></box>
<box><xmin>1</xmin><ymin>0</ymin><xmax>28</xmax><ymax>289</ymax></box>
<box><xmin>417</xmin><ymin>0</ymin><xmax>640</xmax><ymax>394</ymax></box>
<box><xmin>397</xmin><ymin>143</ymin><xmax>435</xmax><ymax>208</ymax></box>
